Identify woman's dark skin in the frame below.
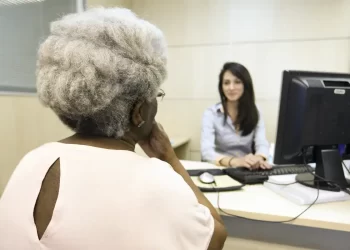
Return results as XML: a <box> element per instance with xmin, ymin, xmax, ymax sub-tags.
<box><xmin>34</xmin><ymin>97</ymin><xmax>227</xmax><ymax>250</ymax></box>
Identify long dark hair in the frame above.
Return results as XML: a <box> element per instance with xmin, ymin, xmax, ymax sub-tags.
<box><xmin>218</xmin><ymin>62</ymin><xmax>259</xmax><ymax>136</ymax></box>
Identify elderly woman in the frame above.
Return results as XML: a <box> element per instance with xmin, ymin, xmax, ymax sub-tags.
<box><xmin>0</xmin><ymin>8</ymin><xmax>226</xmax><ymax>250</ymax></box>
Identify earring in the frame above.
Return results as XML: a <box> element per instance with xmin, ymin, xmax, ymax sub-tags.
<box><xmin>138</xmin><ymin>121</ymin><xmax>145</xmax><ymax>128</ymax></box>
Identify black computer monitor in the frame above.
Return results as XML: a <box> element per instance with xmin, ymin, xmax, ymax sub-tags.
<box><xmin>274</xmin><ymin>70</ymin><xmax>350</xmax><ymax>191</ymax></box>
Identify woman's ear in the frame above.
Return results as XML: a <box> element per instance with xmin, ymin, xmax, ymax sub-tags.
<box><xmin>131</xmin><ymin>101</ymin><xmax>145</xmax><ymax>127</ymax></box>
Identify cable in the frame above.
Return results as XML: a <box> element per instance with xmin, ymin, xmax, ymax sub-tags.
<box><xmin>342</xmin><ymin>161</ymin><xmax>350</xmax><ymax>175</ymax></box>
<box><xmin>267</xmin><ymin>179</ymin><xmax>331</xmax><ymax>186</ymax></box>
<box><xmin>212</xmin><ymin>150</ymin><xmax>320</xmax><ymax>223</ymax></box>
<box><xmin>213</xmin><ymin>150</ymin><xmax>348</xmax><ymax>223</ymax></box>
<box><xmin>343</xmin><ymin>189</ymin><xmax>350</xmax><ymax>195</ymax></box>
<box><xmin>301</xmin><ymin>149</ymin><xmax>342</xmax><ymax>191</ymax></box>
<box><xmin>216</xmin><ymin>184</ymin><xmax>320</xmax><ymax>223</ymax></box>
<box><xmin>301</xmin><ymin>148</ymin><xmax>350</xmax><ymax>197</ymax></box>
<box><xmin>213</xmin><ymin>181</ymin><xmax>320</xmax><ymax>224</ymax></box>
<box><xmin>265</xmin><ymin>181</ymin><xmax>298</xmax><ymax>186</ymax></box>
<box><xmin>216</xmin><ymin>148</ymin><xmax>350</xmax><ymax>223</ymax></box>
<box><xmin>341</xmin><ymin>161</ymin><xmax>350</xmax><ymax>195</ymax></box>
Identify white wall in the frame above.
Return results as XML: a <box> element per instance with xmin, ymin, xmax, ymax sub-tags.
<box><xmin>131</xmin><ymin>0</ymin><xmax>350</xmax><ymax>161</ymax></box>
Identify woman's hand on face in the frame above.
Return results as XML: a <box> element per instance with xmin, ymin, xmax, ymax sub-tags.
<box><xmin>138</xmin><ymin>122</ymin><xmax>176</xmax><ymax>162</ymax></box>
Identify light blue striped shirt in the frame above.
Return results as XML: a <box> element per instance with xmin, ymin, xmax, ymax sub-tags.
<box><xmin>201</xmin><ymin>103</ymin><xmax>269</xmax><ymax>163</ymax></box>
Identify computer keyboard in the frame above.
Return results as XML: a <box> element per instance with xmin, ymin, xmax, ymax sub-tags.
<box><xmin>225</xmin><ymin>164</ymin><xmax>314</xmax><ymax>184</ymax></box>
<box><xmin>187</xmin><ymin>164</ymin><xmax>315</xmax><ymax>185</ymax></box>
<box><xmin>187</xmin><ymin>168</ymin><xmax>225</xmax><ymax>176</ymax></box>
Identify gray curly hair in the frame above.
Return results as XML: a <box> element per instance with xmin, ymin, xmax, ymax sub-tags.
<box><xmin>36</xmin><ymin>7</ymin><xmax>167</xmax><ymax>138</ymax></box>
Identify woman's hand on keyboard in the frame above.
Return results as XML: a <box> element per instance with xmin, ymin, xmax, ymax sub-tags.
<box><xmin>243</xmin><ymin>154</ymin><xmax>271</xmax><ymax>170</ymax></box>
<box><xmin>257</xmin><ymin>158</ymin><xmax>271</xmax><ymax>170</ymax></box>
<box><xmin>230</xmin><ymin>157</ymin><xmax>252</xmax><ymax>169</ymax></box>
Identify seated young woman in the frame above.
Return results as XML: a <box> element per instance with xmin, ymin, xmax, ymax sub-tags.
<box><xmin>201</xmin><ymin>62</ymin><xmax>270</xmax><ymax>169</ymax></box>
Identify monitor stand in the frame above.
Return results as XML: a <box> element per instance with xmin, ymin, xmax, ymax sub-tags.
<box><xmin>296</xmin><ymin>146</ymin><xmax>350</xmax><ymax>192</ymax></box>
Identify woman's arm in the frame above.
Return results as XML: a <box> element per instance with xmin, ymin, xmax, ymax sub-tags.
<box><xmin>166</xmin><ymin>156</ymin><xmax>224</xmax><ymax>224</ymax></box>
<box><xmin>201</xmin><ymin>109</ymin><xmax>225</xmax><ymax>165</ymax></box>
<box><xmin>254</xmin><ymin>110</ymin><xmax>270</xmax><ymax>159</ymax></box>
<box><xmin>165</xmin><ymin>155</ymin><xmax>227</xmax><ymax>250</ymax></box>
<box><xmin>139</xmin><ymin>123</ymin><xmax>227</xmax><ymax>249</ymax></box>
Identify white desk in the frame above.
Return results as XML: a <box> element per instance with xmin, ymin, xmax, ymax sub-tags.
<box><xmin>135</xmin><ymin>137</ymin><xmax>190</xmax><ymax>159</ymax></box>
<box><xmin>181</xmin><ymin>160</ymin><xmax>350</xmax><ymax>249</ymax></box>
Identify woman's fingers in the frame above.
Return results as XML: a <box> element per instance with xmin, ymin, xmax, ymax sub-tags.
<box><xmin>245</xmin><ymin>159</ymin><xmax>255</xmax><ymax>166</ymax></box>
<box><xmin>261</xmin><ymin>161</ymin><xmax>272</xmax><ymax>169</ymax></box>
<box><xmin>242</xmin><ymin>163</ymin><xmax>252</xmax><ymax>169</ymax></box>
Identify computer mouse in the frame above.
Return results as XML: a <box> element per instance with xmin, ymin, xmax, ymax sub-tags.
<box><xmin>199</xmin><ymin>172</ymin><xmax>215</xmax><ymax>184</ymax></box>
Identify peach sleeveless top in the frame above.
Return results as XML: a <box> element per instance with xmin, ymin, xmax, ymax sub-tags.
<box><xmin>0</xmin><ymin>142</ymin><xmax>214</xmax><ymax>250</ymax></box>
